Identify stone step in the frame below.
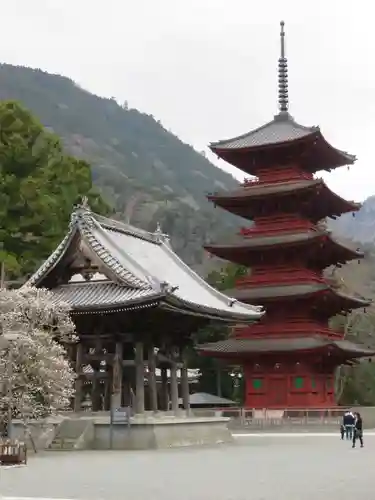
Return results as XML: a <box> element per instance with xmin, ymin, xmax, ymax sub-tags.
<box><xmin>49</xmin><ymin>437</ymin><xmax>77</xmax><ymax>450</ymax></box>
<box><xmin>54</xmin><ymin>419</ymin><xmax>90</xmax><ymax>440</ymax></box>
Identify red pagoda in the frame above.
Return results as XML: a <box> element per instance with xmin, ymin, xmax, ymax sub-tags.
<box><xmin>199</xmin><ymin>21</ymin><xmax>374</xmax><ymax>409</ymax></box>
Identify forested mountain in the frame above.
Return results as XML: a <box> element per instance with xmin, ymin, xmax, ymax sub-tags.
<box><xmin>331</xmin><ymin>196</ymin><xmax>375</xmax><ymax>245</ymax></box>
<box><xmin>0</xmin><ymin>63</ymin><xmax>241</xmax><ymax>269</ymax></box>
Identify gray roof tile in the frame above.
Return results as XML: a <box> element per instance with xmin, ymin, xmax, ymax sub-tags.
<box><xmin>199</xmin><ymin>336</ymin><xmax>375</xmax><ymax>356</ymax></box>
<box><xmin>210</xmin><ymin>113</ymin><xmax>316</xmax><ymax>150</ymax></box>
<box><xmin>51</xmin><ymin>281</ymin><xmax>158</xmax><ymax>310</ymax></box>
<box><xmin>26</xmin><ymin>207</ymin><xmax>264</xmax><ymax>321</ymax></box>
<box><xmin>228</xmin><ymin>282</ymin><xmax>370</xmax><ymax>307</ymax></box>
<box><xmin>206</xmin><ymin>230</ymin><xmax>363</xmax><ymax>260</ymax></box>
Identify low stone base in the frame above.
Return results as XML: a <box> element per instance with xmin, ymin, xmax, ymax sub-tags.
<box><xmin>94</xmin><ymin>414</ymin><xmax>233</xmax><ymax>450</ymax></box>
<box><xmin>10</xmin><ymin>413</ymin><xmax>233</xmax><ymax>451</ymax></box>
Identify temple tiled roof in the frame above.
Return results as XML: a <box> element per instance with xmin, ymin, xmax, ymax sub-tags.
<box><xmin>210</xmin><ymin>179</ymin><xmax>318</xmax><ymax>198</ymax></box>
<box><xmin>205</xmin><ymin>230</ymin><xmax>364</xmax><ymax>265</ymax></box>
<box><xmin>210</xmin><ymin>113</ymin><xmax>317</xmax><ymax>150</ymax></box>
<box><xmin>198</xmin><ymin>335</ymin><xmax>375</xmax><ymax>357</ymax></box>
<box><xmin>228</xmin><ymin>283</ymin><xmax>326</xmax><ymax>301</ymax></box>
<box><xmin>228</xmin><ymin>282</ymin><xmax>370</xmax><ymax>308</ymax></box>
<box><xmin>26</xmin><ymin>204</ymin><xmax>263</xmax><ymax>322</ymax></box>
<box><xmin>208</xmin><ymin>179</ymin><xmax>360</xmax><ymax>221</ymax></box>
<box><xmin>51</xmin><ymin>281</ymin><xmax>159</xmax><ymax>310</ymax></box>
<box><xmin>209</xmin><ymin>113</ymin><xmax>356</xmax><ymax>169</ymax></box>
<box><xmin>209</xmin><ymin>179</ymin><xmax>359</xmax><ymax>210</ymax></box>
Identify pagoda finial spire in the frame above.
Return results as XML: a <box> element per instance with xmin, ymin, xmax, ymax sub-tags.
<box><xmin>278</xmin><ymin>20</ymin><xmax>289</xmax><ymax>114</ymax></box>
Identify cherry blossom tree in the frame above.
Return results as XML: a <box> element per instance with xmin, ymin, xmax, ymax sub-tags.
<box><xmin>0</xmin><ymin>287</ymin><xmax>76</xmax><ymax>423</ymax></box>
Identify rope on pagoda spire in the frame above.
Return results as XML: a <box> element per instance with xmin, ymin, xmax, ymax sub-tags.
<box><xmin>278</xmin><ymin>20</ymin><xmax>289</xmax><ymax>113</ymax></box>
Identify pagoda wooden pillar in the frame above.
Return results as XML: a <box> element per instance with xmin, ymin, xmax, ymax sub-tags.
<box><xmin>170</xmin><ymin>360</ymin><xmax>179</xmax><ymax>414</ymax></box>
<box><xmin>74</xmin><ymin>342</ymin><xmax>83</xmax><ymax>412</ymax></box>
<box><xmin>160</xmin><ymin>367</ymin><xmax>169</xmax><ymax>411</ymax></box>
<box><xmin>112</xmin><ymin>341</ymin><xmax>123</xmax><ymax>409</ymax></box>
<box><xmin>181</xmin><ymin>349</ymin><xmax>190</xmax><ymax>415</ymax></box>
<box><xmin>148</xmin><ymin>344</ymin><xmax>158</xmax><ymax>412</ymax></box>
<box><xmin>135</xmin><ymin>341</ymin><xmax>145</xmax><ymax>414</ymax></box>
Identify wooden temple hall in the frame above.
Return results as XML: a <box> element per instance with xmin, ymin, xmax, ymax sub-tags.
<box><xmin>26</xmin><ymin>201</ymin><xmax>263</xmax><ymax>414</ymax></box>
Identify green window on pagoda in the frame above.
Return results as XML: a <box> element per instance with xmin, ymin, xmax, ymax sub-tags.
<box><xmin>294</xmin><ymin>377</ymin><xmax>304</xmax><ymax>389</ymax></box>
<box><xmin>252</xmin><ymin>378</ymin><xmax>262</xmax><ymax>390</ymax></box>
<box><xmin>311</xmin><ymin>378</ymin><xmax>316</xmax><ymax>390</ymax></box>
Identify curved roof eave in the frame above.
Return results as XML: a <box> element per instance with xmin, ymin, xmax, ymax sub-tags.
<box><xmin>25</xmin><ymin>224</ymin><xmax>79</xmax><ymax>288</ymax></box>
<box><xmin>209</xmin><ymin>114</ymin><xmax>318</xmax><ymax>152</ymax></box>
<box><xmin>205</xmin><ymin>230</ymin><xmax>364</xmax><ymax>259</ymax></box>
<box><xmin>161</xmin><ymin>294</ymin><xmax>264</xmax><ymax>323</ymax></box>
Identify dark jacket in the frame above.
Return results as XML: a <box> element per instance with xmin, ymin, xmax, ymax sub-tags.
<box><xmin>355</xmin><ymin>417</ymin><xmax>363</xmax><ymax>432</ymax></box>
<box><xmin>343</xmin><ymin>413</ymin><xmax>355</xmax><ymax>426</ymax></box>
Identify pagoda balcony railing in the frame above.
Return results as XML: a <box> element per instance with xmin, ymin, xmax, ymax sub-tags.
<box><xmin>236</xmin><ymin>268</ymin><xmax>325</xmax><ymax>288</ymax></box>
<box><xmin>233</xmin><ymin>323</ymin><xmax>342</xmax><ymax>339</ymax></box>
<box><xmin>240</xmin><ymin>218</ymin><xmax>319</xmax><ymax>237</ymax></box>
<box><xmin>243</xmin><ymin>167</ymin><xmax>314</xmax><ymax>186</ymax></box>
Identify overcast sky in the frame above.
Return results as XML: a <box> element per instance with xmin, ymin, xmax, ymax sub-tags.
<box><xmin>2</xmin><ymin>1</ymin><xmax>373</xmax><ymax>201</ymax></box>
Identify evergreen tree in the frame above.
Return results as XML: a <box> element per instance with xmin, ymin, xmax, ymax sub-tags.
<box><xmin>0</xmin><ymin>100</ymin><xmax>108</xmax><ymax>277</ymax></box>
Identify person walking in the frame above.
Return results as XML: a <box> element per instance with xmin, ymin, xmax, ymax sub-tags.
<box><xmin>352</xmin><ymin>412</ymin><xmax>364</xmax><ymax>448</ymax></box>
<box><xmin>343</xmin><ymin>411</ymin><xmax>355</xmax><ymax>440</ymax></box>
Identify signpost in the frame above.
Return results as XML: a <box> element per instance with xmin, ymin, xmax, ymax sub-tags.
<box><xmin>109</xmin><ymin>406</ymin><xmax>131</xmax><ymax>449</ymax></box>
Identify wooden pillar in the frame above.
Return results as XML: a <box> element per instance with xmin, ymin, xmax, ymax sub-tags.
<box><xmin>112</xmin><ymin>341</ymin><xmax>123</xmax><ymax>409</ymax></box>
<box><xmin>74</xmin><ymin>342</ymin><xmax>83</xmax><ymax>412</ymax></box>
<box><xmin>181</xmin><ymin>350</ymin><xmax>190</xmax><ymax>415</ymax></box>
<box><xmin>104</xmin><ymin>372</ymin><xmax>111</xmax><ymax>411</ymax></box>
<box><xmin>148</xmin><ymin>344</ymin><xmax>158</xmax><ymax>413</ymax></box>
<box><xmin>160</xmin><ymin>367</ymin><xmax>169</xmax><ymax>411</ymax></box>
<box><xmin>135</xmin><ymin>341</ymin><xmax>145</xmax><ymax>414</ymax></box>
<box><xmin>170</xmin><ymin>361</ymin><xmax>179</xmax><ymax>414</ymax></box>
<box><xmin>216</xmin><ymin>362</ymin><xmax>222</xmax><ymax>398</ymax></box>
<box><xmin>91</xmin><ymin>370</ymin><xmax>101</xmax><ymax>411</ymax></box>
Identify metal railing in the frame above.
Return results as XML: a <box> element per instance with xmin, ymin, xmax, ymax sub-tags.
<box><xmin>191</xmin><ymin>407</ymin><xmax>350</xmax><ymax>428</ymax></box>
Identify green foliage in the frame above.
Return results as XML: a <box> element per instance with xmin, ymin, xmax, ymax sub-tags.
<box><xmin>0</xmin><ymin>64</ymin><xmax>242</xmax><ymax>268</ymax></box>
<box><xmin>340</xmin><ymin>361</ymin><xmax>375</xmax><ymax>406</ymax></box>
<box><xmin>331</xmin><ymin>311</ymin><xmax>375</xmax><ymax>405</ymax></box>
<box><xmin>207</xmin><ymin>262</ymin><xmax>248</xmax><ymax>290</ymax></box>
<box><xmin>0</xmin><ymin>100</ymin><xmax>108</xmax><ymax>277</ymax></box>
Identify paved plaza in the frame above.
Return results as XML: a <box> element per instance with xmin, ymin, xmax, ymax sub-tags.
<box><xmin>0</xmin><ymin>434</ymin><xmax>373</xmax><ymax>500</ymax></box>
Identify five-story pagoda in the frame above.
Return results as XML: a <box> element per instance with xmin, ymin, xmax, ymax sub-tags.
<box><xmin>199</xmin><ymin>21</ymin><xmax>374</xmax><ymax>409</ymax></box>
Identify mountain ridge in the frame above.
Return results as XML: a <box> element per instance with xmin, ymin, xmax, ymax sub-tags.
<box><xmin>0</xmin><ymin>63</ymin><xmax>243</xmax><ymax>269</ymax></box>
<box><xmin>0</xmin><ymin>63</ymin><xmax>374</xmax><ymax>274</ymax></box>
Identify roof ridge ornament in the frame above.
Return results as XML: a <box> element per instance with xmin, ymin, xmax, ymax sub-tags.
<box><xmin>70</xmin><ymin>196</ymin><xmax>94</xmax><ymax>227</ymax></box>
<box><xmin>278</xmin><ymin>20</ymin><xmax>289</xmax><ymax>115</ymax></box>
<box><xmin>154</xmin><ymin>221</ymin><xmax>170</xmax><ymax>243</ymax></box>
<box><xmin>77</xmin><ymin>195</ymin><xmax>91</xmax><ymax>211</ymax></box>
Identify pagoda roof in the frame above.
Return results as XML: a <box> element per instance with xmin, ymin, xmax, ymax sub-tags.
<box><xmin>226</xmin><ymin>282</ymin><xmax>370</xmax><ymax>309</ymax></box>
<box><xmin>209</xmin><ymin>178</ymin><xmax>358</xmax><ymax>207</ymax></box>
<box><xmin>206</xmin><ymin>229</ymin><xmax>363</xmax><ymax>256</ymax></box>
<box><xmin>211</xmin><ymin>178</ymin><xmax>317</xmax><ymax>198</ymax></box>
<box><xmin>25</xmin><ymin>204</ymin><xmax>263</xmax><ymax>322</ymax></box>
<box><xmin>210</xmin><ymin>112</ymin><xmax>355</xmax><ymax>165</ymax></box>
<box><xmin>210</xmin><ymin>113</ymin><xmax>317</xmax><ymax>151</ymax></box>
<box><xmin>208</xmin><ymin>179</ymin><xmax>359</xmax><ymax>221</ymax></box>
<box><xmin>198</xmin><ymin>335</ymin><xmax>375</xmax><ymax>357</ymax></box>
<box><xmin>209</xmin><ymin>21</ymin><xmax>355</xmax><ymax>173</ymax></box>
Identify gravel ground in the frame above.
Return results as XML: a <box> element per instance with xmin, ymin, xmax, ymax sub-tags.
<box><xmin>0</xmin><ymin>434</ymin><xmax>372</xmax><ymax>500</ymax></box>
